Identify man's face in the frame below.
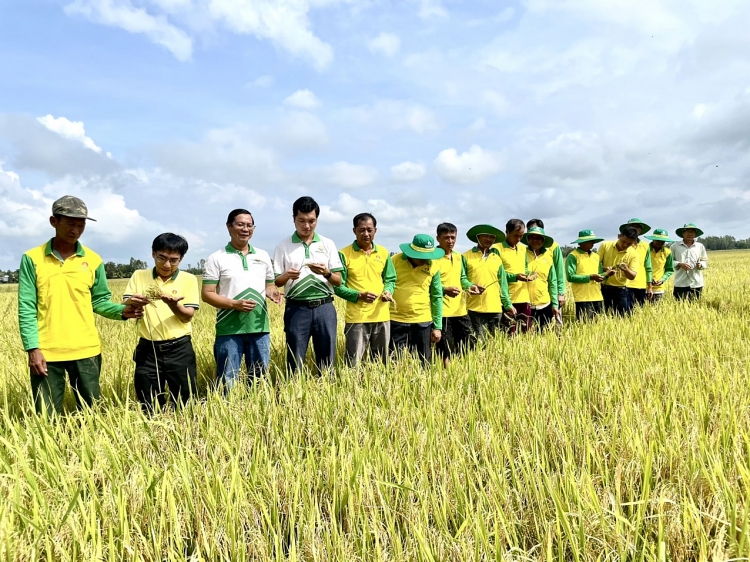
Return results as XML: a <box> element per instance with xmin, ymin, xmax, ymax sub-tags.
<box><xmin>437</xmin><ymin>231</ymin><xmax>457</xmax><ymax>252</ymax></box>
<box><xmin>616</xmin><ymin>234</ymin><xmax>637</xmax><ymax>251</ymax></box>
<box><xmin>50</xmin><ymin>215</ymin><xmax>86</xmax><ymax>245</ymax></box>
<box><xmin>579</xmin><ymin>241</ymin><xmax>595</xmax><ymax>252</ymax></box>
<box><xmin>353</xmin><ymin>219</ymin><xmax>376</xmax><ymax>248</ymax></box>
<box><xmin>227</xmin><ymin>213</ymin><xmax>255</xmax><ymax>244</ymax></box>
<box><xmin>526</xmin><ymin>234</ymin><xmax>545</xmax><ymax>251</ymax></box>
<box><xmin>682</xmin><ymin>228</ymin><xmax>697</xmax><ymax>242</ymax></box>
<box><xmin>506</xmin><ymin>226</ymin><xmax>525</xmax><ymax>246</ymax></box>
<box><xmin>651</xmin><ymin>240</ymin><xmax>665</xmax><ymax>251</ymax></box>
<box><xmin>153</xmin><ymin>249</ymin><xmax>182</xmax><ymax>278</ymax></box>
<box><xmin>410</xmin><ymin>258</ymin><xmax>428</xmax><ymax>267</ymax></box>
<box><xmin>476</xmin><ymin>234</ymin><xmax>496</xmax><ymax>250</ymax></box>
<box><xmin>294</xmin><ymin>210</ymin><xmax>317</xmax><ymax>237</ymax></box>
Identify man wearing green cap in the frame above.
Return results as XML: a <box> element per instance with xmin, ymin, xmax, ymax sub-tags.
<box><xmin>18</xmin><ymin>195</ymin><xmax>143</xmax><ymax>415</ymax></box>
<box><xmin>566</xmin><ymin>230</ymin><xmax>606</xmax><ymax>320</ymax></box>
<box><xmin>598</xmin><ymin>226</ymin><xmax>640</xmax><ymax>316</ymax></box>
<box><xmin>522</xmin><ymin>226</ymin><xmax>559</xmax><ymax>330</ymax></box>
<box><xmin>463</xmin><ymin>225</ymin><xmax>513</xmax><ymax>340</ymax></box>
<box><xmin>390</xmin><ymin>234</ymin><xmax>444</xmax><ymax>365</ymax></box>
<box><xmin>671</xmin><ymin>223</ymin><xmax>708</xmax><ymax>301</ymax></box>
<box><xmin>619</xmin><ymin>218</ymin><xmax>653</xmax><ymax>307</ymax></box>
<box><xmin>644</xmin><ymin>229</ymin><xmax>676</xmax><ymax>302</ymax></box>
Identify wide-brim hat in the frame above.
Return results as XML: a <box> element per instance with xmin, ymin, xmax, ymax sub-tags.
<box><xmin>675</xmin><ymin>223</ymin><xmax>704</xmax><ymax>238</ymax></box>
<box><xmin>399</xmin><ymin>234</ymin><xmax>445</xmax><ymax>260</ymax></box>
<box><xmin>619</xmin><ymin>217</ymin><xmax>650</xmax><ymax>235</ymax></box>
<box><xmin>466</xmin><ymin>224</ymin><xmax>506</xmax><ymax>244</ymax></box>
<box><xmin>521</xmin><ymin>226</ymin><xmax>553</xmax><ymax>248</ymax></box>
<box><xmin>571</xmin><ymin>229</ymin><xmax>604</xmax><ymax>245</ymax></box>
<box><xmin>644</xmin><ymin>228</ymin><xmax>676</xmax><ymax>243</ymax></box>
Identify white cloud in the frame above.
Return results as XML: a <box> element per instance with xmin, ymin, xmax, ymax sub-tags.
<box><xmin>368</xmin><ymin>32</ymin><xmax>400</xmax><ymax>57</ymax></box>
<box><xmin>65</xmin><ymin>0</ymin><xmax>193</xmax><ymax>61</ymax></box>
<box><xmin>37</xmin><ymin>115</ymin><xmax>105</xmax><ymax>154</ymax></box>
<box><xmin>319</xmin><ymin>161</ymin><xmax>378</xmax><ymax>189</ymax></box>
<box><xmin>417</xmin><ymin>0</ymin><xmax>448</xmax><ymax>19</ymax></box>
<box><xmin>284</xmin><ymin>89</ymin><xmax>321</xmax><ymax>109</ymax></box>
<box><xmin>277</xmin><ymin>112</ymin><xmax>329</xmax><ymax>150</ymax></box>
<box><xmin>343</xmin><ymin>100</ymin><xmax>441</xmax><ymax>135</ymax></box>
<box><xmin>248</xmin><ymin>75</ymin><xmax>274</xmax><ymax>88</ymax></box>
<box><xmin>434</xmin><ymin>145</ymin><xmax>504</xmax><ymax>184</ymax></box>
<box><xmin>480</xmin><ymin>90</ymin><xmax>509</xmax><ymax>117</ymax></box>
<box><xmin>391</xmin><ymin>161</ymin><xmax>426</xmax><ymax>182</ymax></box>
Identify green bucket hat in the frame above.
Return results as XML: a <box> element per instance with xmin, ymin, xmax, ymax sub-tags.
<box><xmin>399</xmin><ymin>234</ymin><xmax>445</xmax><ymax>260</ymax></box>
<box><xmin>644</xmin><ymin>228</ymin><xmax>676</xmax><ymax>243</ymax></box>
<box><xmin>521</xmin><ymin>226</ymin><xmax>554</xmax><ymax>248</ymax></box>
<box><xmin>466</xmin><ymin>224</ymin><xmax>506</xmax><ymax>244</ymax></box>
<box><xmin>619</xmin><ymin>217</ymin><xmax>651</xmax><ymax>235</ymax></box>
<box><xmin>675</xmin><ymin>223</ymin><xmax>704</xmax><ymax>238</ymax></box>
<box><xmin>571</xmin><ymin>229</ymin><xmax>604</xmax><ymax>245</ymax></box>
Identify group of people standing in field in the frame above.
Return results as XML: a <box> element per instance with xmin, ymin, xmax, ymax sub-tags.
<box><xmin>17</xmin><ymin>195</ymin><xmax>709</xmax><ymax>415</ymax></box>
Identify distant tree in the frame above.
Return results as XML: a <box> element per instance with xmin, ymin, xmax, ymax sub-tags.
<box><xmin>696</xmin><ymin>236</ymin><xmax>750</xmax><ymax>251</ymax></box>
<box><xmin>559</xmin><ymin>245</ymin><xmax>576</xmax><ymax>257</ymax></box>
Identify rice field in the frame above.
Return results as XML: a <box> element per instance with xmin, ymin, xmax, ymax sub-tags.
<box><xmin>0</xmin><ymin>250</ymin><xmax>749</xmax><ymax>561</ymax></box>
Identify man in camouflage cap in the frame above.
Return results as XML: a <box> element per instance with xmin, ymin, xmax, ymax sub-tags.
<box><xmin>18</xmin><ymin>195</ymin><xmax>143</xmax><ymax>415</ymax></box>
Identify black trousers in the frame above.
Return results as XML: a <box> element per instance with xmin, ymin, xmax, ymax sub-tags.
<box><xmin>134</xmin><ymin>335</ymin><xmax>197</xmax><ymax>412</ymax></box>
<box><xmin>602</xmin><ymin>285</ymin><xmax>632</xmax><ymax>316</ymax></box>
<box><xmin>468</xmin><ymin>311</ymin><xmax>503</xmax><ymax>340</ymax></box>
<box><xmin>436</xmin><ymin>315</ymin><xmax>474</xmax><ymax>359</ymax></box>
<box><xmin>531</xmin><ymin>304</ymin><xmax>555</xmax><ymax>331</ymax></box>
<box><xmin>390</xmin><ymin>321</ymin><xmax>432</xmax><ymax>365</ymax></box>
<box><xmin>629</xmin><ymin>288</ymin><xmax>647</xmax><ymax>307</ymax></box>
<box><xmin>575</xmin><ymin>301</ymin><xmax>603</xmax><ymax>321</ymax></box>
<box><xmin>674</xmin><ymin>287</ymin><xmax>702</xmax><ymax>301</ymax></box>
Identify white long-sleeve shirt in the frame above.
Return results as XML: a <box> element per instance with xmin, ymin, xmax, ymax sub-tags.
<box><xmin>670</xmin><ymin>241</ymin><xmax>708</xmax><ymax>288</ymax></box>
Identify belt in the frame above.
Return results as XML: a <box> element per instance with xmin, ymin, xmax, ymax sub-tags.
<box><xmin>285</xmin><ymin>296</ymin><xmax>334</xmax><ymax>308</ymax></box>
<box><xmin>139</xmin><ymin>334</ymin><xmax>191</xmax><ymax>349</ymax></box>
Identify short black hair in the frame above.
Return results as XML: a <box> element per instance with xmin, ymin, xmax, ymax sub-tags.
<box><xmin>506</xmin><ymin>218</ymin><xmax>525</xmax><ymax>233</ymax></box>
<box><xmin>226</xmin><ymin>208</ymin><xmax>253</xmax><ymax>226</ymax></box>
<box><xmin>527</xmin><ymin>218</ymin><xmax>544</xmax><ymax>229</ymax></box>
<box><xmin>293</xmin><ymin>196</ymin><xmax>320</xmax><ymax>217</ymax></box>
<box><xmin>353</xmin><ymin>213</ymin><xmax>377</xmax><ymax>228</ymax></box>
<box><xmin>152</xmin><ymin>233</ymin><xmax>188</xmax><ymax>257</ymax></box>
<box><xmin>436</xmin><ymin>222</ymin><xmax>457</xmax><ymax>236</ymax></box>
<box><xmin>620</xmin><ymin>226</ymin><xmax>639</xmax><ymax>240</ymax></box>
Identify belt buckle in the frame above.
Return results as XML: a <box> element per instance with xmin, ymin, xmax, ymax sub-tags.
<box><xmin>309</xmin><ymin>299</ymin><xmax>322</xmax><ymax>308</ymax></box>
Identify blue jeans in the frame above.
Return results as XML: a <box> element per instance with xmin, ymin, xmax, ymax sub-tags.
<box><xmin>214</xmin><ymin>333</ymin><xmax>271</xmax><ymax>390</ymax></box>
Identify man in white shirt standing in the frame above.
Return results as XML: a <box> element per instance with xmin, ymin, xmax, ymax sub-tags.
<box><xmin>274</xmin><ymin>196</ymin><xmax>344</xmax><ymax>374</ymax></box>
<box><xmin>671</xmin><ymin>223</ymin><xmax>708</xmax><ymax>301</ymax></box>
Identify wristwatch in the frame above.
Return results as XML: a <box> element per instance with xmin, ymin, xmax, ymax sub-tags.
<box><xmin>323</xmin><ymin>271</ymin><xmax>332</xmax><ymax>279</ymax></box>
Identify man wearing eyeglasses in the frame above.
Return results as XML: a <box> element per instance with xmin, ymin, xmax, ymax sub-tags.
<box><xmin>123</xmin><ymin>233</ymin><xmax>200</xmax><ymax>411</ymax></box>
<box><xmin>202</xmin><ymin>209</ymin><xmax>282</xmax><ymax>390</ymax></box>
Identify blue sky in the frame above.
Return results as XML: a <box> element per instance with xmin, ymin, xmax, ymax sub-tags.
<box><xmin>2</xmin><ymin>0</ymin><xmax>750</xmax><ymax>268</ymax></box>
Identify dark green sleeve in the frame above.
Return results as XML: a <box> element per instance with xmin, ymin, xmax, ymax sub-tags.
<box><xmin>333</xmin><ymin>252</ymin><xmax>360</xmax><ymax>303</ymax></box>
<box><xmin>566</xmin><ymin>253</ymin><xmax>590</xmax><ymax>284</ymax></box>
<box><xmin>662</xmin><ymin>253</ymin><xmax>674</xmax><ymax>282</ymax></box>
<box><xmin>497</xmin><ymin>263</ymin><xmax>512</xmax><ymax>310</ymax></box>
<box><xmin>382</xmin><ymin>255</ymin><xmax>396</xmax><ymax>294</ymax></box>
<box><xmin>553</xmin><ymin>245</ymin><xmax>565</xmax><ymax>295</ymax></box>
<box><xmin>548</xmin><ymin>266</ymin><xmax>558</xmax><ymax>309</ymax></box>
<box><xmin>460</xmin><ymin>255</ymin><xmax>473</xmax><ymax>290</ymax></box>
<box><xmin>18</xmin><ymin>254</ymin><xmax>39</xmax><ymax>351</ymax></box>
<box><xmin>644</xmin><ymin>248</ymin><xmax>653</xmax><ymax>283</ymax></box>
<box><xmin>429</xmin><ymin>270</ymin><xmax>443</xmax><ymax>327</ymax></box>
<box><xmin>91</xmin><ymin>263</ymin><xmax>126</xmax><ymax>320</ymax></box>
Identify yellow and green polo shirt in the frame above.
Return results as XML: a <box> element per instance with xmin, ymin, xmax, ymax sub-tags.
<box><xmin>391</xmin><ymin>253</ymin><xmax>443</xmax><ymax>326</ymax></box>
<box><xmin>335</xmin><ymin>242</ymin><xmax>396</xmax><ymax>324</ymax></box>
<box><xmin>629</xmin><ymin>240</ymin><xmax>653</xmax><ymax>289</ymax></box>
<box><xmin>439</xmin><ymin>252</ymin><xmax>473</xmax><ymax>318</ymax></box>
<box><xmin>649</xmin><ymin>245</ymin><xmax>674</xmax><ymax>293</ymax></box>
<box><xmin>18</xmin><ymin>239</ymin><xmax>125</xmax><ymax>362</ymax></box>
<box><xmin>598</xmin><ymin>241</ymin><xmax>639</xmax><ymax>288</ymax></box>
<box><xmin>565</xmin><ymin>248</ymin><xmax>603</xmax><ymax>303</ymax></box>
<box><xmin>462</xmin><ymin>247</ymin><xmax>512</xmax><ymax>313</ymax></box>
<box><xmin>495</xmin><ymin>241</ymin><xmax>530</xmax><ymax>303</ymax></box>
<box><xmin>526</xmin><ymin>248</ymin><xmax>558</xmax><ymax>308</ymax></box>
<box><xmin>549</xmin><ymin>241</ymin><xmax>566</xmax><ymax>300</ymax></box>
<box><xmin>123</xmin><ymin>268</ymin><xmax>200</xmax><ymax>341</ymax></box>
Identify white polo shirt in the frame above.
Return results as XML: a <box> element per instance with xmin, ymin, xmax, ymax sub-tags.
<box><xmin>273</xmin><ymin>232</ymin><xmax>343</xmax><ymax>301</ymax></box>
<box><xmin>203</xmin><ymin>243</ymin><xmax>274</xmax><ymax>335</ymax></box>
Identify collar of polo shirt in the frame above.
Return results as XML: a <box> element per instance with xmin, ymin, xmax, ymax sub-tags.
<box><xmin>352</xmin><ymin>241</ymin><xmax>379</xmax><ymax>252</ymax></box>
<box><xmin>291</xmin><ymin>232</ymin><xmax>321</xmax><ymax>244</ymax></box>
<box><xmin>225</xmin><ymin>242</ymin><xmax>255</xmax><ymax>254</ymax></box>
<box><xmin>45</xmin><ymin>239</ymin><xmax>85</xmax><ymax>260</ymax></box>
<box><xmin>152</xmin><ymin>267</ymin><xmax>180</xmax><ymax>281</ymax></box>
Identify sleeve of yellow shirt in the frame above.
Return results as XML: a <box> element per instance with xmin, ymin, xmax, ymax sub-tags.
<box><xmin>18</xmin><ymin>254</ymin><xmax>39</xmax><ymax>351</ymax></box>
<box><xmin>626</xmin><ymin>249</ymin><xmax>639</xmax><ymax>275</ymax></box>
<box><xmin>92</xmin><ymin>264</ymin><xmax>126</xmax><ymax>320</ymax></box>
<box><xmin>123</xmin><ymin>271</ymin><xmax>138</xmax><ymax>301</ymax></box>
<box><xmin>184</xmin><ymin>274</ymin><xmax>200</xmax><ymax>309</ymax></box>
<box><xmin>548</xmin><ymin>266</ymin><xmax>558</xmax><ymax>309</ymax></box>
<box><xmin>383</xmin><ymin>255</ymin><xmax>397</xmax><ymax>294</ymax></box>
<box><xmin>644</xmin><ymin>248</ymin><xmax>652</xmax><ymax>284</ymax></box>
<box><xmin>333</xmin><ymin>252</ymin><xmax>359</xmax><ymax>303</ymax></box>
<box><xmin>497</xmin><ymin>263</ymin><xmax>512</xmax><ymax>310</ymax></box>
<box><xmin>460</xmin><ymin>255</ymin><xmax>473</xmax><ymax>290</ymax></box>
<box><xmin>429</xmin><ymin>268</ymin><xmax>443</xmax><ymax>328</ymax></box>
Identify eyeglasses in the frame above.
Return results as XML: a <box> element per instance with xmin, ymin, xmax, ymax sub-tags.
<box><xmin>155</xmin><ymin>254</ymin><xmax>181</xmax><ymax>265</ymax></box>
<box><xmin>233</xmin><ymin>223</ymin><xmax>256</xmax><ymax>230</ymax></box>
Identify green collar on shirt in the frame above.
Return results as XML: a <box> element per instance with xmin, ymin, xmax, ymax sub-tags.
<box><xmin>352</xmin><ymin>241</ymin><xmax>379</xmax><ymax>252</ymax></box>
<box><xmin>472</xmin><ymin>246</ymin><xmax>499</xmax><ymax>256</ymax></box>
<box><xmin>225</xmin><ymin>242</ymin><xmax>255</xmax><ymax>254</ymax></box>
<box><xmin>292</xmin><ymin>232</ymin><xmax>321</xmax><ymax>244</ymax></box>
<box><xmin>575</xmin><ymin>248</ymin><xmax>593</xmax><ymax>255</ymax></box>
<box><xmin>45</xmin><ymin>238</ymin><xmax>85</xmax><ymax>260</ymax></box>
<box><xmin>152</xmin><ymin>267</ymin><xmax>180</xmax><ymax>281</ymax></box>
